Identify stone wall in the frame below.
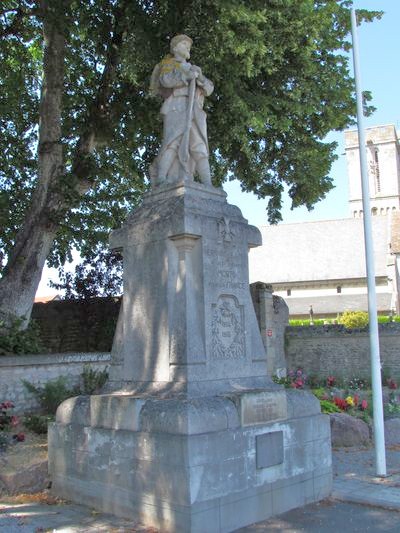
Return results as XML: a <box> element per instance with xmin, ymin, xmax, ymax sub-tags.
<box><xmin>0</xmin><ymin>352</ymin><xmax>111</xmax><ymax>414</ymax></box>
<box><xmin>32</xmin><ymin>297</ymin><xmax>121</xmax><ymax>353</ymax></box>
<box><xmin>285</xmin><ymin>323</ymin><xmax>400</xmax><ymax>379</ymax></box>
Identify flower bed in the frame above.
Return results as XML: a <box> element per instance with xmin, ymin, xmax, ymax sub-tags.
<box><xmin>272</xmin><ymin>370</ymin><xmax>400</xmax><ymax>425</ymax></box>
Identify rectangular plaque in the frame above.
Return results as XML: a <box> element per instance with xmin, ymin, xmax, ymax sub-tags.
<box><xmin>256</xmin><ymin>431</ymin><xmax>284</xmax><ymax>469</ymax></box>
<box><xmin>240</xmin><ymin>391</ymin><xmax>287</xmax><ymax>426</ymax></box>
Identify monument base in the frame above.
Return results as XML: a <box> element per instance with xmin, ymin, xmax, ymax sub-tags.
<box><xmin>49</xmin><ymin>388</ymin><xmax>332</xmax><ymax>533</ymax></box>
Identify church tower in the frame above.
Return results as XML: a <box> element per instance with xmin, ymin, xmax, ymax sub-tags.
<box><xmin>345</xmin><ymin>124</ymin><xmax>400</xmax><ymax>218</ymax></box>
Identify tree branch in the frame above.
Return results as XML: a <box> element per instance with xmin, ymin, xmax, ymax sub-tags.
<box><xmin>71</xmin><ymin>0</ymin><xmax>129</xmax><ymax>189</ymax></box>
<box><xmin>0</xmin><ymin>4</ymin><xmax>39</xmax><ymax>38</ymax></box>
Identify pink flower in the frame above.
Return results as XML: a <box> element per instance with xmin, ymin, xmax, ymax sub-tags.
<box><xmin>361</xmin><ymin>399</ymin><xmax>368</xmax><ymax>410</ymax></box>
<box><xmin>10</xmin><ymin>415</ymin><xmax>19</xmax><ymax>427</ymax></box>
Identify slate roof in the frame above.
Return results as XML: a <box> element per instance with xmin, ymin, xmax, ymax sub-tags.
<box><xmin>249</xmin><ymin>217</ymin><xmax>391</xmax><ymax>284</ymax></box>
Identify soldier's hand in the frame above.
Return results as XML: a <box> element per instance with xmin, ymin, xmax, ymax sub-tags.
<box><xmin>186</xmin><ymin>69</ymin><xmax>198</xmax><ymax>80</ymax></box>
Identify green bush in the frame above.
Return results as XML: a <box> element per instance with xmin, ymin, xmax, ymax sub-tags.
<box><xmin>319</xmin><ymin>399</ymin><xmax>341</xmax><ymax>414</ymax></box>
<box><xmin>0</xmin><ymin>315</ymin><xmax>44</xmax><ymax>355</ymax></box>
<box><xmin>81</xmin><ymin>365</ymin><xmax>108</xmax><ymax>394</ymax></box>
<box><xmin>338</xmin><ymin>311</ymin><xmax>369</xmax><ymax>329</ymax></box>
<box><xmin>24</xmin><ymin>414</ymin><xmax>54</xmax><ymax>434</ymax></box>
<box><xmin>22</xmin><ymin>376</ymin><xmax>76</xmax><ymax>415</ymax></box>
<box><xmin>288</xmin><ymin>319</ymin><xmax>326</xmax><ymax>326</ymax></box>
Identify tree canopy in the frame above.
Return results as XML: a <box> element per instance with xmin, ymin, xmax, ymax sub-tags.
<box><xmin>0</xmin><ymin>0</ymin><xmax>381</xmax><ymax>314</ymax></box>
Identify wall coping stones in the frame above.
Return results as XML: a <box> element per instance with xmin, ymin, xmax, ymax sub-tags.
<box><xmin>286</xmin><ymin>322</ymin><xmax>400</xmax><ymax>338</ymax></box>
<box><xmin>0</xmin><ymin>352</ymin><xmax>111</xmax><ymax>368</ymax></box>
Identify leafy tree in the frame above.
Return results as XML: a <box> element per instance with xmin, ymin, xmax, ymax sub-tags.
<box><xmin>0</xmin><ymin>0</ymin><xmax>381</xmax><ymax>324</ymax></box>
<box><xmin>49</xmin><ymin>248</ymin><xmax>123</xmax><ymax>299</ymax></box>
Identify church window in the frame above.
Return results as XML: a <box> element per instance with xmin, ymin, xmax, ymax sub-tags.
<box><xmin>287</xmin><ymin>289</ymin><xmax>291</xmax><ymax>296</ymax></box>
<box><xmin>371</xmin><ymin>207</ymin><xmax>377</xmax><ymax>216</ymax></box>
<box><xmin>336</xmin><ymin>286</ymin><xmax>342</xmax><ymax>293</ymax></box>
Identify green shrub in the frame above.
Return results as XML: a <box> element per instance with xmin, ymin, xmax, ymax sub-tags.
<box><xmin>272</xmin><ymin>375</ymin><xmax>291</xmax><ymax>387</ymax></box>
<box><xmin>81</xmin><ymin>365</ymin><xmax>108</xmax><ymax>394</ymax></box>
<box><xmin>0</xmin><ymin>315</ymin><xmax>43</xmax><ymax>355</ymax></box>
<box><xmin>288</xmin><ymin>319</ymin><xmax>326</xmax><ymax>326</ymax></box>
<box><xmin>311</xmin><ymin>388</ymin><xmax>328</xmax><ymax>400</ymax></box>
<box><xmin>22</xmin><ymin>376</ymin><xmax>76</xmax><ymax>415</ymax></box>
<box><xmin>338</xmin><ymin>311</ymin><xmax>369</xmax><ymax>329</ymax></box>
<box><xmin>24</xmin><ymin>414</ymin><xmax>54</xmax><ymax>434</ymax></box>
<box><xmin>319</xmin><ymin>399</ymin><xmax>341</xmax><ymax>414</ymax></box>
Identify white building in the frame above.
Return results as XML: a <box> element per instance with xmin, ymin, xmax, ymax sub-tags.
<box><xmin>249</xmin><ymin>125</ymin><xmax>400</xmax><ymax>319</ymax></box>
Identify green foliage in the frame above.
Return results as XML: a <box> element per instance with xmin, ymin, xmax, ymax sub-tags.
<box><xmin>0</xmin><ymin>315</ymin><xmax>43</xmax><ymax>355</ymax></box>
<box><xmin>289</xmin><ymin>319</ymin><xmax>327</xmax><ymax>326</ymax></box>
<box><xmin>272</xmin><ymin>375</ymin><xmax>291</xmax><ymax>387</ymax></box>
<box><xmin>384</xmin><ymin>391</ymin><xmax>400</xmax><ymax>419</ymax></box>
<box><xmin>311</xmin><ymin>387</ymin><xmax>328</xmax><ymax>400</ymax></box>
<box><xmin>24</xmin><ymin>414</ymin><xmax>54</xmax><ymax>435</ymax></box>
<box><xmin>22</xmin><ymin>364</ymin><xmax>108</xmax><ymax>419</ymax></box>
<box><xmin>50</xmin><ymin>248</ymin><xmax>122</xmax><ymax>299</ymax></box>
<box><xmin>319</xmin><ymin>399</ymin><xmax>341</xmax><ymax>414</ymax></box>
<box><xmin>378</xmin><ymin>315</ymin><xmax>400</xmax><ymax>324</ymax></box>
<box><xmin>0</xmin><ymin>0</ymin><xmax>383</xmax><ymax>288</ymax></box>
<box><xmin>22</xmin><ymin>376</ymin><xmax>77</xmax><ymax>415</ymax></box>
<box><xmin>347</xmin><ymin>376</ymin><xmax>370</xmax><ymax>390</ymax></box>
<box><xmin>81</xmin><ymin>365</ymin><xmax>109</xmax><ymax>394</ymax></box>
<box><xmin>338</xmin><ymin>311</ymin><xmax>369</xmax><ymax>329</ymax></box>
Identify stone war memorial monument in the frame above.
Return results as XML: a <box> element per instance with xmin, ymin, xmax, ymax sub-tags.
<box><xmin>48</xmin><ymin>35</ymin><xmax>332</xmax><ymax>532</ymax></box>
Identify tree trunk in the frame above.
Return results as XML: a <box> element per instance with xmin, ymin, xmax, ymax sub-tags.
<box><xmin>0</xmin><ymin>0</ymin><xmax>66</xmax><ymax>326</ymax></box>
<box><xmin>0</xmin><ymin>1</ymin><xmax>128</xmax><ymax>327</ymax></box>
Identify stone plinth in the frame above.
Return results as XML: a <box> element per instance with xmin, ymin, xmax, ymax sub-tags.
<box><xmin>49</xmin><ymin>389</ymin><xmax>331</xmax><ymax>533</ymax></box>
<box><xmin>108</xmin><ymin>181</ymin><xmax>270</xmax><ymax>396</ymax></box>
<box><xmin>49</xmin><ymin>182</ymin><xmax>332</xmax><ymax>532</ymax></box>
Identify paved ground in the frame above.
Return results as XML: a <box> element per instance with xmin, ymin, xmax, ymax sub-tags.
<box><xmin>1</xmin><ymin>446</ymin><xmax>400</xmax><ymax>532</ymax></box>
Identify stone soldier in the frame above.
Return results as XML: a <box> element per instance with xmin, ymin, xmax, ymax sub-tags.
<box><xmin>150</xmin><ymin>34</ymin><xmax>214</xmax><ymax>186</ymax></box>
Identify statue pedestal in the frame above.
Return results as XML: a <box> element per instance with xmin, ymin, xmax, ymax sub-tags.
<box><xmin>49</xmin><ymin>183</ymin><xmax>332</xmax><ymax>532</ymax></box>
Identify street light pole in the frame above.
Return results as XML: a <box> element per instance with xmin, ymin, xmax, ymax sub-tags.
<box><xmin>350</xmin><ymin>7</ymin><xmax>386</xmax><ymax>476</ymax></box>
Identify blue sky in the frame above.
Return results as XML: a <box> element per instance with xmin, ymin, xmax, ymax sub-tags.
<box><xmin>225</xmin><ymin>0</ymin><xmax>400</xmax><ymax>226</ymax></box>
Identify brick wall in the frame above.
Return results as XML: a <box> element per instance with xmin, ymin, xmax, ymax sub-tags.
<box><xmin>0</xmin><ymin>352</ymin><xmax>111</xmax><ymax>414</ymax></box>
<box><xmin>285</xmin><ymin>323</ymin><xmax>400</xmax><ymax>379</ymax></box>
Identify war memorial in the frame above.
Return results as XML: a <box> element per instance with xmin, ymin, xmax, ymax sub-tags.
<box><xmin>48</xmin><ymin>35</ymin><xmax>332</xmax><ymax>532</ymax></box>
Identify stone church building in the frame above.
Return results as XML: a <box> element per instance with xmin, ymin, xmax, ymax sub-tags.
<box><xmin>249</xmin><ymin>124</ymin><xmax>400</xmax><ymax>319</ymax></box>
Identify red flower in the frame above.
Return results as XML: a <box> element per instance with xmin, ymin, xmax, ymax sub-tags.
<box><xmin>361</xmin><ymin>399</ymin><xmax>368</xmax><ymax>410</ymax></box>
<box><xmin>353</xmin><ymin>395</ymin><xmax>359</xmax><ymax>407</ymax></box>
<box><xmin>327</xmin><ymin>376</ymin><xmax>336</xmax><ymax>387</ymax></box>
<box><xmin>10</xmin><ymin>415</ymin><xmax>19</xmax><ymax>427</ymax></box>
<box><xmin>334</xmin><ymin>397</ymin><xmax>348</xmax><ymax>410</ymax></box>
<box><xmin>387</xmin><ymin>379</ymin><xmax>397</xmax><ymax>390</ymax></box>
<box><xmin>13</xmin><ymin>433</ymin><xmax>25</xmax><ymax>442</ymax></box>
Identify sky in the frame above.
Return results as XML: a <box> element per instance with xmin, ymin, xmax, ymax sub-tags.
<box><xmin>225</xmin><ymin>0</ymin><xmax>400</xmax><ymax>226</ymax></box>
<box><xmin>37</xmin><ymin>0</ymin><xmax>400</xmax><ymax>296</ymax></box>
